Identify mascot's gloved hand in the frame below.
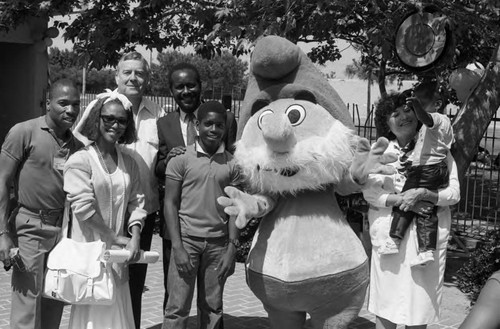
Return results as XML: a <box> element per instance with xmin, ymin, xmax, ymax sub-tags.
<box><xmin>350</xmin><ymin>137</ymin><xmax>398</xmax><ymax>185</ymax></box>
<box><xmin>217</xmin><ymin>186</ymin><xmax>275</xmax><ymax>229</ymax></box>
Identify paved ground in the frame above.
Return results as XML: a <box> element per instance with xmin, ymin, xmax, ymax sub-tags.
<box><xmin>0</xmin><ymin>234</ymin><xmax>471</xmax><ymax>329</ymax></box>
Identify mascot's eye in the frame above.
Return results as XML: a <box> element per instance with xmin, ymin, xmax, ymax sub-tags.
<box><xmin>257</xmin><ymin>109</ymin><xmax>274</xmax><ymax>130</ymax></box>
<box><xmin>285</xmin><ymin>105</ymin><xmax>306</xmax><ymax>126</ymax></box>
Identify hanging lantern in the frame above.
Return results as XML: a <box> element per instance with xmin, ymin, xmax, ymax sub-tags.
<box><xmin>395</xmin><ymin>4</ymin><xmax>455</xmax><ymax>72</ymax></box>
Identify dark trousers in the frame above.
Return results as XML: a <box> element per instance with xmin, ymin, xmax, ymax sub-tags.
<box><xmin>390</xmin><ymin>161</ymin><xmax>448</xmax><ymax>252</ymax></box>
<box><xmin>129</xmin><ymin>212</ymin><xmax>156</xmax><ymax>329</ymax></box>
<box><xmin>161</xmin><ymin>229</ymin><xmax>223</xmax><ymax>328</ymax></box>
<box><xmin>162</xmin><ymin>235</ymin><xmax>230</xmax><ymax>329</ymax></box>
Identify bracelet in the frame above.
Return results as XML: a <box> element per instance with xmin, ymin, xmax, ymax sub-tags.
<box><xmin>0</xmin><ymin>229</ymin><xmax>10</xmax><ymax>237</ymax></box>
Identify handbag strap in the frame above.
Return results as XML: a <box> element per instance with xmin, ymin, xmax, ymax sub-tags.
<box><xmin>67</xmin><ymin>206</ymin><xmax>73</xmax><ymax>239</ymax></box>
<box><xmin>62</xmin><ymin>200</ymin><xmax>73</xmax><ymax>239</ymax></box>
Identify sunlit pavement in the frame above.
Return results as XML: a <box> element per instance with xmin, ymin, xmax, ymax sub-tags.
<box><xmin>0</xmin><ymin>234</ymin><xmax>468</xmax><ymax>329</ymax></box>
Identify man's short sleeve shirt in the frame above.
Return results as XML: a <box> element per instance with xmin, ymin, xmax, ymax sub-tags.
<box><xmin>1</xmin><ymin>116</ymin><xmax>82</xmax><ymax>209</ymax></box>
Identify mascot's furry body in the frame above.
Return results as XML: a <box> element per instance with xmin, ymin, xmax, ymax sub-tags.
<box><xmin>222</xmin><ymin>36</ymin><xmax>371</xmax><ymax>329</ymax></box>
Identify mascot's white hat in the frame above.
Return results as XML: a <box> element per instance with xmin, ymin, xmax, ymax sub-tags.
<box><xmin>238</xmin><ymin>35</ymin><xmax>354</xmax><ymax>137</ymax></box>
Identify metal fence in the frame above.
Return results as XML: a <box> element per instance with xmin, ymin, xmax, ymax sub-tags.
<box><xmin>81</xmin><ymin>87</ymin><xmax>245</xmax><ymax>119</ymax></box>
<box><xmin>82</xmin><ymin>92</ymin><xmax>500</xmax><ymax>240</ymax></box>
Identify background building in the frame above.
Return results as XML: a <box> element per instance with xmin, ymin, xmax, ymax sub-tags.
<box><xmin>0</xmin><ymin>16</ymin><xmax>49</xmax><ymax>143</ymax></box>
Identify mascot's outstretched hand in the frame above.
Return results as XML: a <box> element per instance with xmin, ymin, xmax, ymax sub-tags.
<box><xmin>351</xmin><ymin>137</ymin><xmax>398</xmax><ymax>185</ymax></box>
<box><xmin>217</xmin><ymin>186</ymin><xmax>275</xmax><ymax>229</ymax></box>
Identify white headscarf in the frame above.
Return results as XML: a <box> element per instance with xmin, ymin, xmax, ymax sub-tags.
<box><xmin>73</xmin><ymin>89</ymin><xmax>133</xmax><ymax>146</ymax></box>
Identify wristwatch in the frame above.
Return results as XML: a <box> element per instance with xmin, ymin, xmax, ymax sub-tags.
<box><xmin>228</xmin><ymin>238</ymin><xmax>240</xmax><ymax>248</ymax></box>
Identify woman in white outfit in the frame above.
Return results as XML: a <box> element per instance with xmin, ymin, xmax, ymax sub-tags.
<box><xmin>362</xmin><ymin>91</ymin><xmax>460</xmax><ymax>328</ymax></box>
<box><xmin>64</xmin><ymin>90</ymin><xmax>147</xmax><ymax>329</ymax></box>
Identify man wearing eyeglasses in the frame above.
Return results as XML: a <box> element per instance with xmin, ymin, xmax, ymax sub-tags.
<box><xmin>0</xmin><ymin>79</ymin><xmax>83</xmax><ymax>329</ymax></box>
<box><xmin>75</xmin><ymin>52</ymin><xmax>163</xmax><ymax>329</ymax></box>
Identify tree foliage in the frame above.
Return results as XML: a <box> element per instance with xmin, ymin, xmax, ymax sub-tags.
<box><xmin>1</xmin><ymin>1</ymin><xmax>498</xmax><ymax>93</ymax></box>
<box><xmin>325</xmin><ymin>1</ymin><xmax>499</xmax><ymax>96</ymax></box>
<box><xmin>149</xmin><ymin>49</ymin><xmax>248</xmax><ymax>96</ymax></box>
<box><xmin>48</xmin><ymin>47</ymin><xmax>117</xmax><ymax>92</ymax></box>
<box><xmin>345</xmin><ymin>59</ymin><xmax>377</xmax><ymax>82</ymax></box>
<box><xmin>457</xmin><ymin>228</ymin><xmax>500</xmax><ymax>304</ymax></box>
<box><xmin>49</xmin><ymin>47</ymin><xmax>81</xmax><ymax>68</ymax></box>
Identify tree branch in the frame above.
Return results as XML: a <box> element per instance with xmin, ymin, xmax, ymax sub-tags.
<box><xmin>451</xmin><ymin>41</ymin><xmax>500</xmax><ymax>181</ymax></box>
<box><xmin>385</xmin><ymin>69</ymin><xmax>412</xmax><ymax>76</ymax></box>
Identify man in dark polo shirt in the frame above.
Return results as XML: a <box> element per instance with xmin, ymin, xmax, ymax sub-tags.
<box><xmin>0</xmin><ymin>79</ymin><xmax>82</xmax><ymax>329</ymax></box>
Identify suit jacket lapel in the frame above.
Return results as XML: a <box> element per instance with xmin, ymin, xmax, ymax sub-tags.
<box><xmin>170</xmin><ymin>111</ymin><xmax>185</xmax><ymax>147</ymax></box>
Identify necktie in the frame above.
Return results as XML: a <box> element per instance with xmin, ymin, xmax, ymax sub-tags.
<box><xmin>186</xmin><ymin>112</ymin><xmax>197</xmax><ymax>146</ymax></box>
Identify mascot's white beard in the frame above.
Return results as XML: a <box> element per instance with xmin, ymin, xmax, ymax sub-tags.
<box><xmin>235</xmin><ymin>121</ymin><xmax>358</xmax><ymax>195</ymax></box>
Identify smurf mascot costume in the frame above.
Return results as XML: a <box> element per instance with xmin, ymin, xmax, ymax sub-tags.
<box><xmin>218</xmin><ymin>35</ymin><xmax>396</xmax><ymax>329</ymax></box>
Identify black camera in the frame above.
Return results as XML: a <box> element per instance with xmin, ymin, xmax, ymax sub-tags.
<box><xmin>3</xmin><ymin>248</ymin><xmax>25</xmax><ymax>272</ymax></box>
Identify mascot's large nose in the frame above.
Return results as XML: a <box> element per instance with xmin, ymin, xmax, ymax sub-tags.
<box><xmin>261</xmin><ymin>113</ymin><xmax>297</xmax><ymax>153</ymax></box>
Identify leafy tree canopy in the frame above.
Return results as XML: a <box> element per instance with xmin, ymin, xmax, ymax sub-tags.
<box><xmin>1</xmin><ymin>0</ymin><xmax>499</xmax><ymax>93</ymax></box>
<box><xmin>48</xmin><ymin>47</ymin><xmax>116</xmax><ymax>92</ymax></box>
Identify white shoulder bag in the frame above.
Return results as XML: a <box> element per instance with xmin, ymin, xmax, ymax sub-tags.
<box><xmin>43</xmin><ymin>205</ymin><xmax>115</xmax><ymax>305</ymax></box>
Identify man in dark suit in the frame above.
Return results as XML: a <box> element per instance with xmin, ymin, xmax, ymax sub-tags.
<box><xmin>155</xmin><ymin>62</ymin><xmax>237</xmax><ymax>312</ymax></box>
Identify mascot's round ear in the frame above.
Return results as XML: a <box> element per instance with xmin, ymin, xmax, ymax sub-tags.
<box><xmin>294</xmin><ymin>90</ymin><xmax>317</xmax><ymax>104</ymax></box>
<box><xmin>251</xmin><ymin>99</ymin><xmax>270</xmax><ymax>115</ymax></box>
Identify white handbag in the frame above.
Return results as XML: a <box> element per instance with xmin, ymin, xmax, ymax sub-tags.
<box><xmin>43</xmin><ymin>201</ymin><xmax>116</xmax><ymax>307</ymax></box>
<box><xmin>44</xmin><ymin>237</ymin><xmax>115</xmax><ymax>305</ymax></box>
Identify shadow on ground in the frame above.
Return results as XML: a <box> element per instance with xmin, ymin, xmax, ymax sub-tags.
<box><xmin>144</xmin><ymin>314</ymin><xmax>380</xmax><ymax>329</ymax></box>
<box><xmin>348</xmin><ymin>316</ymin><xmax>376</xmax><ymax>328</ymax></box>
<box><xmin>146</xmin><ymin>314</ymin><xmax>270</xmax><ymax>329</ymax></box>
<box><xmin>144</xmin><ymin>250</ymin><xmax>470</xmax><ymax>329</ymax></box>
<box><xmin>444</xmin><ymin>250</ymin><xmax>469</xmax><ymax>284</ymax></box>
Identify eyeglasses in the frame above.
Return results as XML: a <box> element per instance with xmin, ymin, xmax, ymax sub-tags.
<box><xmin>100</xmin><ymin>115</ymin><xmax>129</xmax><ymax>127</ymax></box>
